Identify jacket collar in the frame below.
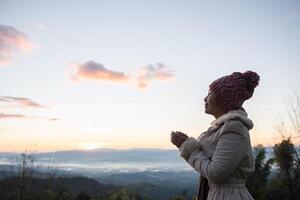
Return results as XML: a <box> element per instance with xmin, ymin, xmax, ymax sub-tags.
<box><xmin>209</xmin><ymin>107</ymin><xmax>254</xmax><ymax>131</ymax></box>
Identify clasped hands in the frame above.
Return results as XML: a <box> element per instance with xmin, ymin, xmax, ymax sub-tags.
<box><xmin>170</xmin><ymin>131</ymin><xmax>189</xmax><ymax>148</ymax></box>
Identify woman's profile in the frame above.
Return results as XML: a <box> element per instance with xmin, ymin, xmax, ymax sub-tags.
<box><xmin>171</xmin><ymin>71</ymin><xmax>260</xmax><ymax>200</ymax></box>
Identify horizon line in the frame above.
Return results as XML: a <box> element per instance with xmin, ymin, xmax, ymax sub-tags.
<box><xmin>2</xmin><ymin>145</ymin><xmax>300</xmax><ymax>154</ymax></box>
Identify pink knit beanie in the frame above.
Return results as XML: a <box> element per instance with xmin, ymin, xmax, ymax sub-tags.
<box><xmin>209</xmin><ymin>71</ymin><xmax>260</xmax><ymax>112</ymax></box>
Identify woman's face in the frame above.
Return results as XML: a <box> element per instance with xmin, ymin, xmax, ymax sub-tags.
<box><xmin>204</xmin><ymin>89</ymin><xmax>223</xmax><ymax>117</ymax></box>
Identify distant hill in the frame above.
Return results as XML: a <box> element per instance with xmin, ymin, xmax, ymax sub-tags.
<box><xmin>0</xmin><ymin>148</ymin><xmax>191</xmax><ymax>174</ymax></box>
<box><xmin>0</xmin><ymin>174</ymin><xmax>197</xmax><ymax>200</ymax></box>
<box><xmin>0</xmin><ymin>176</ymin><xmax>120</xmax><ymax>199</ymax></box>
<box><xmin>96</xmin><ymin>170</ymin><xmax>198</xmax><ymax>187</ymax></box>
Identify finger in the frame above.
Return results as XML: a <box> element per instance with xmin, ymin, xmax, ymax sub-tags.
<box><xmin>171</xmin><ymin>136</ymin><xmax>180</xmax><ymax>143</ymax></box>
<box><xmin>175</xmin><ymin>131</ymin><xmax>188</xmax><ymax>137</ymax></box>
<box><xmin>171</xmin><ymin>132</ymin><xmax>177</xmax><ymax>136</ymax></box>
<box><xmin>176</xmin><ymin>133</ymin><xmax>187</xmax><ymax>137</ymax></box>
<box><xmin>172</xmin><ymin>140</ymin><xmax>181</xmax><ymax>148</ymax></box>
<box><xmin>171</xmin><ymin>137</ymin><xmax>182</xmax><ymax>144</ymax></box>
<box><xmin>172</xmin><ymin>136</ymin><xmax>184</xmax><ymax>144</ymax></box>
<box><xmin>173</xmin><ymin>137</ymin><xmax>187</xmax><ymax>145</ymax></box>
<box><xmin>171</xmin><ymin>140</ymin><xmax>177</xmax><ymax>146</ymax></box>
<box><xmin>170</xmin><ymin>139</ymin><xmax>177</xmax><ymax>146</ymax></box>
<box><xmin>177</xmin><ymin>134</ymin><xmax>188</xmax><ymax>140</ymax></box>
<box><xmin>171</xmin><ymin>136</ymin><xmax>181</xmax><ymax>142</ymax></box>
<box><xmin>173</xmin><ymin>137</ymin><xmax>186</xmax><ymax>146</ymax></box>
<box><xmin>174</xmin><ymin>141</ymin><xmax>181</xmax><ymax>148</ymax></box>
<box><xmin>171</xmin><ymin>134</ymin><xmax>181</xmax><ymax>140</ymax></box>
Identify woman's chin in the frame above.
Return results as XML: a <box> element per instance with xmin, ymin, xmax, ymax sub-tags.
<box><xmin>204</xmin><ymin>107</ymin><xmax>212</xmax><ymax>114</ymax></box>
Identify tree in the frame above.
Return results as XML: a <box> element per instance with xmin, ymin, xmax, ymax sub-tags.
<box><xmin>14</xmin><ymin>150</ymin><xmax>36</xmax><ymax>200</ymax></box>
<box><xmin>171</xmin><ymin>196</ymin><xmax>186</xmax><ymax>200</ymax></box>
<box><xmin>180</xmin><ymin>188</ymin><xmax>188</xmax><ymax>199</ymax></box>
<box><xmin>1</xmin><ymin>149</ymin><xmax>58</xmax><ymax>200</ymax></box>
<box><xmin>275</xmin><ymin>89</ymin><xmax>300</xmax><ymax>141</ymax></box>
<box><xmin>246</xmin><ymin>145</ymin><xmax>273</xmax><ymax>200</ymax></box>
<box><xmin>286</xmin><ymin>90</ymin><xmax>300</xmax><ymax>137</ymax></box>
<box><xmin>265</xmin><ymin>88</ymin><xmax>300</xmax><ymax>199</ymax></box>
<box><xmin>266</xmin><ymin>138</ymin><xmax>300</xmax><ymax>200</ymax></box>
<box><xmin>108</xmin><ymin>188</ymin><xmax>143</xmax><ymax>200</ymax></box>
<box><xmin>54</xmin><ymin>189</ymin><xmax>73</xmax><ymax>200</ymax></box>
<box><xmin>76</xmin><ymin>192</ymin><xmax>92</xmax><ymax>200</ymax></box>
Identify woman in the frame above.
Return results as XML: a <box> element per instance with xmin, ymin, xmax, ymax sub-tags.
<box><xmin>171</xmin><ymin>71</ymin><xmax>260</xmax><ymax>200</ymax></box>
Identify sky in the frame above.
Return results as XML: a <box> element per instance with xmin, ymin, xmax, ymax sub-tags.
<box><xmin>0</xmin><ymin>0</ymin><xmax>300</xmax><ymax>152</ymax></box>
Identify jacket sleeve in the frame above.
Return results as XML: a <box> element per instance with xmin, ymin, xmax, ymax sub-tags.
<box><xmin>179</xmin><ymin>137</ymin><xmax>201</xmax><ymax>160</ymax></box>
<box><xmin>179</xmin><ymin>121</ymin><xmax>248</xmax><ymax>184</ymax></box>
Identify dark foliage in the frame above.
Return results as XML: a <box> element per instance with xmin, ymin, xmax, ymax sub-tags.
<box><xmin>246</xmin><ymin>145</ymin><xmax>273</xmax><ymax>200</ymax></box>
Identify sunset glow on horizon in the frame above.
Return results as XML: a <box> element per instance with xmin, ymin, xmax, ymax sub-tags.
<box><xmin>1</xmin><ymin>0</ymin><xmax>300</xmax><ymax>153</ymax></box>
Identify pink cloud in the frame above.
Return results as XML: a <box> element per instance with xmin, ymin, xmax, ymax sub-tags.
<box><xmin>0</xmin><ymin>96</ymin><xmax>46</xmax><ymax>108</ymax></box>
<box><xmin>30</xmin><ymin>116</ymin><xmax>60</xmax><ymax>121</ymax></box>
<box><xmin>0</xmin><ymin>113</ymin><xmax>59</xmax><ymax>121</ymax></box>
<box><xmin>0</xmin><ymin>113</ymin><xmax>26</xmax><ymax>119</ymax></box>
<box><xmin>68</xmin><ymin>61</ymin><xmax>129</xmax><ymax>83</ymax></box>
<box><xmin>67</xmin><ymin>61</ymin><xmax>175</xmax><ymax>89</ymax></box>
<box><xmin>0</xmin><ymin>24</ymin><xmax>35</xmax><ymax>66</ymax></box>
<box><xmin>136</xmin><ymin>63</ymin><xmax>175</xmax><ymax>89</ymax></box>
<box><xmin>0</xmin><ymin>96</ymin><xmax>58</xmax><ymax>121</ymax></box>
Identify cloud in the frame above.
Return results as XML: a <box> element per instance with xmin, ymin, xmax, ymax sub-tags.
<box><xmin>0</xmin><ymin>24</ymin><xmax>35</xmax><ymax>66</ymax></box>
<box><xmin>0</xmin><ymin>113</ymin><xmax>26</xmax><ymax>119</ymax></box>
<box><xmin>0</xmin><ymin>96</ymin><xmax>58</xmax><ymax>121</ymax></box>
<box><xmin>0</xmin><ymin>113</ymin><xmax>59</xmax><ymax>121</ymax></box>
<box><xmin>0</xmin><ymin>96</ymin><xmax>46</xmax><ymax>108</ymax></box>
<box><xmin>136</xmin><ymin>63</ymin><xmax>175</xmax><ymax>89</ymax></box>
<box><xmin>68</xmin><ymin>61</ymin><xmax>129</xmax><ymax>83</ymax></box>
<box><xmin>48</xmin><ymin>118</ymin><xmax>59</xmax><ymax>121</ymax></box>
<box><xmin>30</xmin><ymin>116</ymin><xmax>60</xmax><ymax>121</ymax></box>
<box><xmin>66</xmin><ymin>61</ymin><xmax>175</xmax><ymax>89</ymax></box>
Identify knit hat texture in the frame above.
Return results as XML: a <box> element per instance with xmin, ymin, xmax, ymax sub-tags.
<box><xmin>209</xmin><ymin>71</ymin><xmax>260</xmax><ymax>112</ymax></box>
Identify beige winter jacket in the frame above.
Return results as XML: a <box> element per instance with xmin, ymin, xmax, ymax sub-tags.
<box><xmin>179</xmin><ymin>108</ymin><xmax>255</xmax><ymax>200</ymax></box>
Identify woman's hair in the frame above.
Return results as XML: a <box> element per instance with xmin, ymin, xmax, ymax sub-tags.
<box><xmin>209</xmin><ymin>71</ymin><xmax>260</xmax><ymax>112</ymax></box>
